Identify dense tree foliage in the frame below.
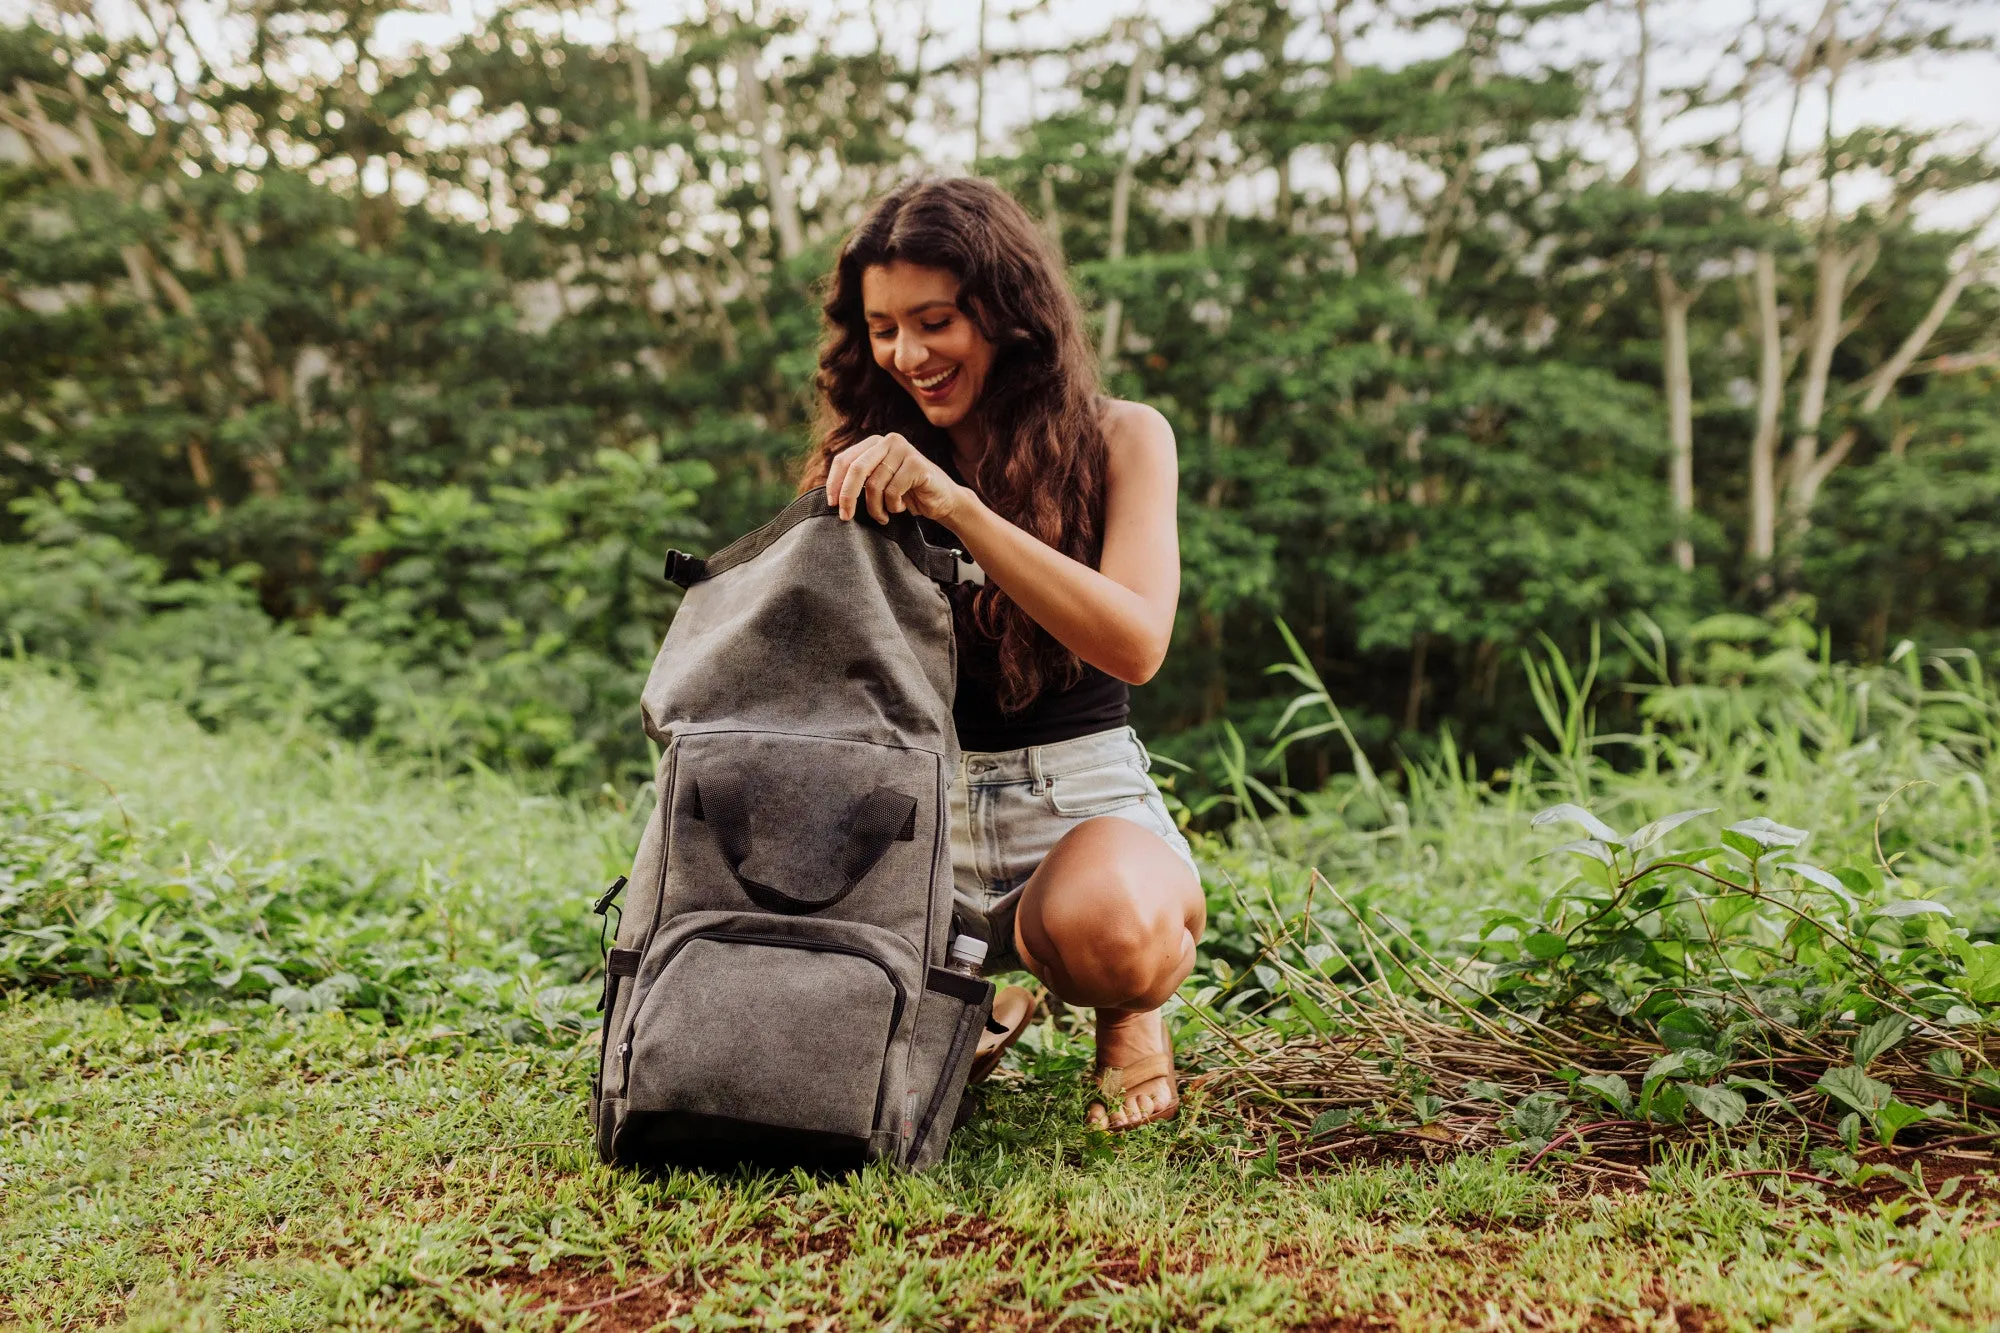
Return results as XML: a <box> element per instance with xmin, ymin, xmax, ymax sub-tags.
<box><xmin>1</xmin><ymin>0</ymin><xmax>1994</xmax><ymax>793</ymax></box>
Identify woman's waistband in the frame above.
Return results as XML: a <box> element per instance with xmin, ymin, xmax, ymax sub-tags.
<box><xmin>957</xmin><ymin>725</ymin><xmax>1149</xmax><ymax>785</ymax></box>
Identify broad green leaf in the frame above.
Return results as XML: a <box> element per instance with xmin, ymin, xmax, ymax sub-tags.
<box><xmin>1943</xmin><ymin>1005</ymin><xmax>1983</xmax><ymax>1025</ymax></box>
<box><xmin>1949</xmin><ymin>938</ymin><xmax>2000</xmax><ymax>1003</ymax></box>
<box><xmin>1643</xmin><ymin>1050</ymin><xmax>1693</xmax><ymax>1086</ymax></box>
<box><xmin>1869</xmin><ymin>899</ymin><xmax>1955</xmax><ymax>920</ymax></box>
<box><xmin>1720</xmin><ymin>830</ymin><xmax>1764</xmax><ymax>862</ymax></box>
<box><xmin>1622</xmin><ymin>808</ymin><xmax>1717</xmax><ymax>853</ymax></box>
<box><xmin>1530</xmin><ymin>803</ymin><xmax>1621</xmax><ymax>844</ymax></box>
<box><xmin>1657</xmin><ymin>1007</ymin><xmax>1716</xmax><ymax>1052</ymax></box>
<box><xmin>1577</xmin><ymin>1073</ymin><xmax>1634</xmax><ymax>1115</ymax></box>
<box><xmin>1872</xmin><ymin>1100</ymin><xmax>1931</xmax><ymax>1146</ymax></box>
<box><xmin>1529</xmin><ymin>837</ymin><xmax>1615</xmax><ymax>866</ymax></box>
<box><xmin>1775</xmin><ymin>862</ymin><xmax>1858</xmax><ymax>910</ymax></box>
<box><xmin>1509</xmin><ymin>1091</ymin><xmax>1568</xmax><ymax>1141</ymax></box>
<box><xmin>1816</xmin><ymin>1065</ymin><xmax>1893</xmax><ymax>1114</ymax></box>
<box><xmin>1303</xmin><ymin>943</ymin><xmax>1337</xmax><ymax>973</ymax></box>
<box><xmin>1311</xmin><ymin>1108</ymin><xmax>1354</xmax><ymax>1138</ymax></box>
<box><xmin>1463</xmin><ymin>1080</ymin><xmax>1509</xmax><ymax>1103</ymax></box>
<box><xmin>1833</xmin><ymin>865</ymin><xmax>1883</xmax><ymax>896</ymax></box>
<box><xmin>1681</xmin><ymin>1082</ymin><xmax>1747</xmax><ymax>1128</ymax></box>
<box><xmin>1523</xmin><ymin>930</ymin><xmax>1568</xmax><ymax>961</ymax></box>
<box><xmin>1725</xmin><ymin>817</ymin><xmax>1809</xmax><ymax>849</ymax></box>
<box><xmin>1850</xmin><ymin>1014</ymin><xmax>1909</xmax><ymax>1068</ymax></box>
<box><xmin>1928</xmin><ymin>1049</ymin><xmax>1966</xmax><ymax>1079</ymax></box>
<box><xmin>1647</xmin><ymin>1080</ymin><xmax>1688</xmax><ymax>1125</ymax></box>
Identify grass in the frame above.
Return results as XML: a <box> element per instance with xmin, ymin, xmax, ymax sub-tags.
<box><xmin>5</xmin><ymin>634</ymin><xmax>2000</xmax><ymax>1330</ymax></box>
<box><xmin>12</xmin><ymin>998</ymin><xmax>2000</xmax><ymax>1331</ymax></box>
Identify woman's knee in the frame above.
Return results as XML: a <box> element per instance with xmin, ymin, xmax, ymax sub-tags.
<box><xmin>1015</xmin><ymin>819</ymin><xmax>1200</xmax><ymax>1006</ymax></box>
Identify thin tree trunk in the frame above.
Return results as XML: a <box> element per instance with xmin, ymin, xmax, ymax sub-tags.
<box><xmin>1657</xmin><ymin>265</ymin><xmax>1695</xmax><ymax>571</ymax></box>
<box><xmin>1628</xmin><ymin>0</ymin><xmax>1651</xmax><ymax>189</ymax></box>
<box><xmin>731</xmin><ymin>51</ymin><xmax>802</xmax><ymax>261</ymax></box>
<box><xmin>972</xmin><ymin>0</ymin><xmax>988</xmax><ymax>163</ymax></box>
<box><xmin>1782</xmin><ymin>243</ymin><xmax>1856</xmax><ymax>521</ymax></box>
<box><xmin>1746</xmin><ymin>249</ymin><xmax>1782</xmax><ymax>570</ymax></box>
<box><xmin>1039</xmin><ymin>171</ymin><xmax>1064</xmax><ymax>258</ymax></box>
<box><xmin>1097</xmin><ymin>29</ymin><xmax>1153</xmax><ymax>366</ymax></box>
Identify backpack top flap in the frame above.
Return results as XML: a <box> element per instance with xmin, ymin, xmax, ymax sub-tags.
<box><xmin>643</xmin><ymin>487</ymin><xmax>960</xmax><ymax>754</ymax></box>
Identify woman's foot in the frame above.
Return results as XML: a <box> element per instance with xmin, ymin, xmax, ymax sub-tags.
<box><xmin>970</xmin><ymin>985</ymin><xmax>1036</xmax><ymax>1084</ymax></box>
<box><xmin>1087</xmin><ymin>1006</ymin><xmax>1179</xmax><ymax>1131</ymax></box>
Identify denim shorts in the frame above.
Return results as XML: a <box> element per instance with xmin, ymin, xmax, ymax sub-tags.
<box><xmin>949</xmin><ymin>725</ymin><xmax>1198</xmax><ymax>976</ymax></box>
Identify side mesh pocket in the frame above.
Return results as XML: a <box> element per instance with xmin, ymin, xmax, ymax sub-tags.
<box><xmin>903</xmin><ymin>968</ymin><xmax>993</xmax><ymax>1171</ymax></box>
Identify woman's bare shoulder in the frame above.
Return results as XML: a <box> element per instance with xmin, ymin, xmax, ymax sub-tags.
<box><xmin>1099</xmin><ymin>397</ymin><xmax>1176</xmax><ymax>466</ymax></box>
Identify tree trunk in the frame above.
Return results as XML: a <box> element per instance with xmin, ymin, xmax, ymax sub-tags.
<box><xmin>732</xmin><ymin>51</ymin><xmax>803</xmax><ymax>262</ymax></box>
<box><xmin>1038</xmin><ymin>171</ymin><xmax>1064</xmax><ymax>259</ymax></box>
<box><xmin>1746</xmin><ymin>249</ymin><xmax>1782</xmax><ymax>571</ymax></box>
<box><xmin>972</xmin><ymin>0</ymin><xmax>988</xmax><ymax>163</ymax></box>
<box><xmin>1097</xmin><ymin>30</ymin><xmax>1153</xmax><ymax>366</ymax></box>
<box><xmin>1656</xmin><ymin>265</ymin><xmax>1695</xmax><ymax>571</ymax></box>
<box><xmin>1782</xmin><ymin>244</ymin><xmax>1856</xmax><ymax>523</ymax></box>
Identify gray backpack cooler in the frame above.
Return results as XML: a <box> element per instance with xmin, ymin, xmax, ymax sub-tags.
<box><xmin>590</xmin><ymin>488</ymin><xmax>993</xmax><ymax>1171</ymax></box>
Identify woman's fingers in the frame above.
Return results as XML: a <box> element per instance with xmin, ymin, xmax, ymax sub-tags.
<box><xmin>866</xmin><ymin>438</ymin><xmax>923</xmax><ymax>522</ymax></box>
<box><xmin>880</xmin><ymin>452</ymin><xmax>927</xmax><ymax>516</ymax></box>
<box><xmin>836</xmin><ymin>438</ymin><xmax>889</xmax><ymax>520</ymax></box>
<box><xmin>825</xmin><ymin>436</ymin><xmax>876</xmax><ymax>508</ymax></box>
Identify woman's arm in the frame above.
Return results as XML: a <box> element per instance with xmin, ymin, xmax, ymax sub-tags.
<box><xmin>824</xmin><ymin>403</ymin><xmax>1181</xmax><ymax>685</ymax></box>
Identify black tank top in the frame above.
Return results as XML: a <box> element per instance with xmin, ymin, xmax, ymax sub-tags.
<box><xmin>928</xmin><ymin>455</ymin><xmax>1131</xmax><ymax>752</ymax></box>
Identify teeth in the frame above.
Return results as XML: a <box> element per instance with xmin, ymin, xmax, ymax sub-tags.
<box><xmin>912</xmin><ymin>367</ymin><xmax>956</xmax><ymax>389</ymax></box>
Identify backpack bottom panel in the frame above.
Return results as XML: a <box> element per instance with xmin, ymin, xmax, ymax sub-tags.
<box><xmin>614</xmin><ymin>1109</ymin><xmax>872</xmax><ymax>1174</ymax></box>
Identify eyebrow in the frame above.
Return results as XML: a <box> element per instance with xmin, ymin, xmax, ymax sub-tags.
<box><xmin>863</xmin><ymin>299</ymin><xmax>957</xmax><ymax>321</ymax></box>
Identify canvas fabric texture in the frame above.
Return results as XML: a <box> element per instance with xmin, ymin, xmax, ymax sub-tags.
<box><xmin>590</xmin><ymin>488</ymin><xmax>992</xmax><ymax>1172</ymax></box>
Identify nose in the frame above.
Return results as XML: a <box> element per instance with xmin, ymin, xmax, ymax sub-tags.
<box><xmin>894</xmin><ymin>330</ymin><xmax>927</xmax><ymax>374</ymax></box>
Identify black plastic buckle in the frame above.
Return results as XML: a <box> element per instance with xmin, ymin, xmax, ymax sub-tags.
<box><xmin>593</xmin><ymin>875</ymin><xmax>628</xmax><ymax>916</ymax></box>
<box><xmin>662</xmin><ymin>550</ymin><xmax>708</xmax><ymax>587</ymax></box>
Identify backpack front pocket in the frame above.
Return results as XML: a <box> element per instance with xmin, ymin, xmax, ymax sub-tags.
<box><xmin>618</xmin><ymin>921</ymin><xmax>911</xmax><ymax>1166</ymax></box>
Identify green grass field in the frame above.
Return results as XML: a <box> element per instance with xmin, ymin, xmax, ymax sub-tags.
<box><xmin>6</xmin><ymin>653</ymin><xmax>2000</xmax><ymax>1331</ymax></box>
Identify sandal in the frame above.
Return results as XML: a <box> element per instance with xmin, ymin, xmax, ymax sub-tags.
<box><xmin>1090</xmin><ymin>1029</ymin><xmax>1180</xmax><ymax>1132</ymax></box>
<box><xmin>969</xmin><ymin>985</ymin><xmax>1035</xmax><ymax>1084</ymax></box>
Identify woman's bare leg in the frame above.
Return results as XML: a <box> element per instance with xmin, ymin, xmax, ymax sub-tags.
<box><xmin>1010</xmin><ymin>817</ymin><xmax>1205</xmax><ymax>1128</ymax></box>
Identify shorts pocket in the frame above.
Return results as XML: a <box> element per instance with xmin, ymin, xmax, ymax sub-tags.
<box><xmin>1046</xmin><ymin>760</ymin><xmax>1153</xmax><ymax>818</ymax></box>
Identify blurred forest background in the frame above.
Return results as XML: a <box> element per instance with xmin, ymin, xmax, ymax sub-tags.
<box><xmin>2</xmin><ymin>0</ymin><xmax>1996</xmax><ymax>802</ymax></box>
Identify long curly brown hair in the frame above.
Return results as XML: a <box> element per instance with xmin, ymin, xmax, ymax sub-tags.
<box><xmin>801</xmin><ymin>177</ymin><xmax>1109</xmax><ymax>712</ymax></box>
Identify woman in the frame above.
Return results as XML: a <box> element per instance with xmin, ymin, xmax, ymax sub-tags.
<box><xmin>800</xmin><ymin>177</ymin><xmax>1203</xmax><ymax>1132</ymax></box>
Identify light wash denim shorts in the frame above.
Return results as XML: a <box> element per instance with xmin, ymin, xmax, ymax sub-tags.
<box><xmin>949</xmin><ymin>725</ymin><xmax>1198</xmax><ymax>976</ymax></box>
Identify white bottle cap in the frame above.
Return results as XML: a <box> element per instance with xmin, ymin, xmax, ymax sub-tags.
<box><xmin>947</xmin><ymin>935</ymin><xmax>989</xmax><ymax>969</ymax></box>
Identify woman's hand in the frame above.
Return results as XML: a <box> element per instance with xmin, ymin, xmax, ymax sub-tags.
<box><xmin>824</xmin><ymin>433</ymin><xmax>970</xmax><ymax>525</ymax></box>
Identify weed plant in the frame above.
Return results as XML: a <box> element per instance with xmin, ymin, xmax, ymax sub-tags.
<box><xmin>1185</xmin><ymin>612</ymin><xmax>1999</xmax><ymax>1185</ymax></box>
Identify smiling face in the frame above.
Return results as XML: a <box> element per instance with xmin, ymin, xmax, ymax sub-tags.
<box><xmin>861</xmin><ymin>260</ymin><xmax>995</xmax><ymax>433</ymax></box>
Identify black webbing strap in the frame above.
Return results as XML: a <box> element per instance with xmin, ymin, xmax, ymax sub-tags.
<box><xmin>694</xmin><ymin>770</ymin><xmax>917</xmax><ymax>915</ymax></box>
<box><xmin>597</xmin><ymin>947</ymin><xmax>642</xmax><ymax>1013</ymax></box>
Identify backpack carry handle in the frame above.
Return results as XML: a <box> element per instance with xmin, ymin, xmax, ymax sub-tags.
<box><xmin>692</xmin><ymin>770</ymin><xmax>918</xmax><ymax>915</ymax></box>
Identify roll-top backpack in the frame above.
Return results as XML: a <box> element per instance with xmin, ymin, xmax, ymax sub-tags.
<box><xmin>590</xmin><ymin>487</ymin><xmax>993</xmax><ymax>1172</ymax></box>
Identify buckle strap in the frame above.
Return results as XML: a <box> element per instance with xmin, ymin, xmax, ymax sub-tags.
<box><xmin>662</xmin><ymin>550</ymin><xmax>708</xmax><ymax>588</ymax></box>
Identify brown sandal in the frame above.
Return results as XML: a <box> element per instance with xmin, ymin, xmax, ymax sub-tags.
<box><xmin>1090</xmin><ymin>1043</ymin><xmax>1180</xmax><ymax>1132</ymax></box>
<box><xmin>969</xmin><ymin>985</ymin><xmax>1035</xmax><ymax>1084</ymax></box>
